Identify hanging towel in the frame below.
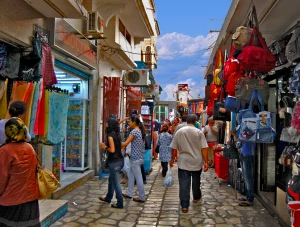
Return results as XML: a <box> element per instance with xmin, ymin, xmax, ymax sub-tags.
<box><xmin>0</xmin><ymin>79</ymin><xmax>7</xmax><ymax>119</ymax></box>
<box><xmin>23</xmin><ymin>83</ymin><xmax>36</xmax><ymax>129</ymax></box>
<box><xmin>42</xmin><ymin>43</ymin><xmax>57</xmax><ymax>86</ymax></box>
<box><xmin>29</xmin><ymin>81</ymin><xmax>40</xmax><ymax>138</ymax></box>
<box><xmin>44</xmin><ymin>89</ymin><xmax>50</xmax><ymax>139</ymax></box>
<box><xmin>34</xmin><ymin>79</ymin><xmax>45</xmax><ymax>136</ymax></box>
<box><xmin>47</xmin><ymin>92</ymin><xmax>69</xmax><ymax>144</ymax></box>
<box><xmin>6</xmin><ymin>81</ymin><xmax>31</xmax><ymax>119</ymax></box>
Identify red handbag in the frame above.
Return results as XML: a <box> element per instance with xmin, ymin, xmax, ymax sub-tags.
<box><xmin>226</xmin><ymin>71</ymin><xmax>245</xmax><ymax>96</ymax></box>
<box><xmin>210</xmin><ymin>84</ymin><xmax>221</xmax><ymax>100</ymax></box>
<box><xmin>238</xmin><ymin>27</ymin><xmax>275</xmax><ymax>72</ymax></box>
<box><xmin>223</xmin><ymin>58</ymin><xmax>240</xmax><ymax>81</ymax></box>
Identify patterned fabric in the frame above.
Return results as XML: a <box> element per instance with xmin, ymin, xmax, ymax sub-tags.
<box><xmin>3</xmin><ymin>117</ymin><xmax>27</xmax><ymax>145</ymax></box>
<box><xmin>0</xmin><ymin>45</ymin><xmax>19</xmax><ymax>79</ymax></box>
<box><xmin>34</xmin><ymin>79</ymin><xmax>45</xmax><ymax>136</ymax></box>
<box><xmin>42</xmin><ymin>44</ymin><xmax>57</xmax><ymax>86</ymax></box>
<box><xmin>29</xmin><ymin>82</ymin><xmax>40</xmax><ymax>138</ymax></box>
<box><xmin>33</xmin><ymin>40</ymin><xmax>42</xmax><ymax>81</ymax></box>
<box><xmin>23</xmin><ymin>83</ymin><xmax>35</xmax><ymax>128</ymax></box>
<box><xmin>47</xmin><ymin>92</ymin><xmax>69</xmax><ymax>144</ymax></box>
<box><xmin>0</xmin><ymin>42</ymin><xmax>7</xmax><ymax>71</ymax></box>
<box><xmin>157</xmin><ymin>132</ymin><xmax>173</xmax><ymax>162</ymax></box>
<box><xmin>130</xmin><ymin>129</ymin><xmax>144</xmax><ymax>161</ymax></box>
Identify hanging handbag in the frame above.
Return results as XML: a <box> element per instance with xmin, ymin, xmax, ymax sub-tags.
<box><xmin>237</xmin><ymin>89</ymin><xmax>275</xmax><ymax>143</ymax></box>
<box><xmin>226</xmin><ymin>70</ymin><xmax>245</xmax><ymax>96</ymax></box>
<box><xmin>223</xmin><ymin>136</ymin><xmax>239</xmax><ymax>159</ymax></box>
<box><xmin>286</xmin><ymin>22</ymin><xmax>300</xmax><ymax>63</ymax></box>
<box><xmin>232</xmin><ymin>26</ymin><xmax>253</xmax><ymax>50</ymax></box>
<box><xmin>225</xmin><ymin>95</ymin><xmax>240</xmax><ymax>113</ymax></box>
<box><xmin>37</xmin><ymin>159</ymin><xmax>60</xmax><ymax>199</ymax></box>
<box><xmin>235</xmin><ymin>76</ymin><xmax>270</xmax><ymax>105</ymax></box>
<box><xmin>101</xmin><ymin>148</ymin><xmax>109</xmax><ymax>169</ymax></box>
<box><xmin>213</xmin><ymin>87</ymin><xmax>231</xmax><ymax>121</ymax></box>
<box><xmin>238</xmin><ymin>27</ymin><xmax>276</xmax><ymax>72</ymax></box>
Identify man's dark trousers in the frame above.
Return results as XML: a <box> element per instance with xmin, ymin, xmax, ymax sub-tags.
<box><xmin>178</xmin><ymin>168</ymin><xmax>202</xmax><ymax>208</ymax></box>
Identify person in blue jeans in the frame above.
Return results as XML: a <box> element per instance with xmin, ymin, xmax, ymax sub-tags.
<box><xmin>239</xmin><ymin>142</ymin><xmax>255</xmax><ymax>206</ymax></box>
<box><xmin>122</xmin><ymin>117</ymin><xmax>146</xmax><ymax>202</ymax></box>
<box><xmin>99</xmin><ymin>118</ymin><xmax>124</xmax><ymax>208</ymax></box>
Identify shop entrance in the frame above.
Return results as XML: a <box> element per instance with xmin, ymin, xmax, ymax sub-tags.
<box><xmin>51</xmin><ymin>63</ymin><xmax>90</xmax><ymax>182</ymax></box>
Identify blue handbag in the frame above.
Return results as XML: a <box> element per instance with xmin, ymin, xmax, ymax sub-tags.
<box><xmin>237</xmin><ymin>89</ymin><xmax>275</xmax><ymax>143</ymax></box>
<box><xmin>225</xmin><ymin>95</ymin><xmax>240</xmax><ymax>113</ymax></box>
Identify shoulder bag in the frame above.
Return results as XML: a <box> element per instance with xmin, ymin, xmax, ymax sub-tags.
<box><xmin>238</xmin><ymin>27</ymin><xmax>276</xmax><ymax>72</ymax></box>
<box><xmin>223</xmin><ymin>135</ymin><xmax>239</xmax><ymax>159</ymax></box>
<box><xmin>37</xmin><ymin>158</ymin><xmax>60</xmax><ymax>199</ymax></box>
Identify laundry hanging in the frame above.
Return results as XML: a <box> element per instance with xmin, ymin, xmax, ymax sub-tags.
<box><xmin>23</xmin><ymin>82</ymin><xmax>35</xmax><ymax>129</ymax></box>
<box><xmin>34</xmin><ymin>79</ymin><xmax>45</xmax><ymax>136</ymax></box>
<box><xmin>29</xmin><ymin>81</ymin><xmax>40</xmax><ymax>138</ymax></box>
<box><xmin>47</xmin><ymin>91</ymin><xmax>69</xmax><ymax>144</ymax></box>
<box><xmin>42</xmin><ymin>43</ymin><xmax>57</xmax><ymax>86</ymax></box>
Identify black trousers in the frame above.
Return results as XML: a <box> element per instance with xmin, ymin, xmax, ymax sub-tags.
<box><xmin>141</xmin><ymin>164</ymin><xmax>146</xmax><ymax>182</ymax></box>
<box><xmin>178</xmin><ymin>168</ymin><xmax>202</xmax><ymax>208</ymax></box>
<box><xmin>161</xmin><ymin>162</ymin><xmax>168</xmax><ymax>176</ymax></box>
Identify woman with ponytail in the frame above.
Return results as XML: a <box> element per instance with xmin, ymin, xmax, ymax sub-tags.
<box><xmin>122</xmin><ymin>116</ymin><xmax>145</xmax><ymax>202</ymax></box>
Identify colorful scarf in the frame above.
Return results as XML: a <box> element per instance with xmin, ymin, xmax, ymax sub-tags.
<box><xmin>3</xmin><ymin>117</ymin><xmax>27</xmax><ymax>145</ymax></box>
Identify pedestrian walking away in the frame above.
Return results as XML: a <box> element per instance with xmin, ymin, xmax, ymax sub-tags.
<box><xmin>0</xmin><ymin>117</ymin><xmax>40</xmax><ymax>227</ymax></box>
<box><xmin>99</xmin><ymin>118</ymin><xmax>124</xmax><ymax>208</ymax></box>
<box><xmin>152</xmin><ymin>115</ymin><xmax>161</xmax><ymax>160</ymax></box>
<box><xmin>170</xmin><ymin>114</ymin><xmax>208</xmax><ymax>213</ymax></box>
<box><xmin>122</xmin><ymin>116</ymin><xmax>146</xmax><ymax>202</ymax></box>
<box><xmin>157</xmin><ymin>124</ymin><xmax>173</xmax><ymax>177</ymax></box>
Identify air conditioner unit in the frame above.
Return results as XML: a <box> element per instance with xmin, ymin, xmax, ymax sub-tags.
<box><xmin>87</xmin><ymin>12</ymin><xmax>104</xmax><ymax>34</ymax></box>
<box><xmin>23</xmin><ymin>0</ymin><xmax>87</xmax><ymax>18</ymax></box>
<box><xmin>125</xmin><ymin>70</ymin><xmax>150</xmax><ymax>87</ymax></box>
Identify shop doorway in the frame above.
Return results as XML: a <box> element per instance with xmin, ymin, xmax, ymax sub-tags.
<box><xmin>51</xmin><ymin>64</ymin><xmax>91</xmax><ymax>183</ymax></box>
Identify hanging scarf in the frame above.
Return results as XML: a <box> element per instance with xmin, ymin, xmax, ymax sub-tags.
<box><xmin>3</xmin><ymin>117</ymin><xmax>27</xmax><ymax>145</ymax></box>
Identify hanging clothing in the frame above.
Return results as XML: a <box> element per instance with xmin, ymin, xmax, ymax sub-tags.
<box><xmin>0</xmin><ymin>45</ymin><xmax>20</xmax><ymax>79</ymax></box>
<box><xmin>29</xmin><ymin>82</ymin><xmax>40</xmax><ymax>138</ymax></box>
<box><xmin>0</xmin><ymin>79</ymin><xmax>7</xmax><ymax>119</ymax></box>
<box><xmin>33</xmin><ymin>39</ymin><xmax>42</xmax><ymax>81</ymax></box>
<box><xmin>5</xmin><ymin>81</ymin><xmax>31</xmax><ymax>119</ymax></box>
<box><xmin>0</xmin><ymin>42</ymin><xmax>7</xmax><ymax>71</ymax></box>
<box><xmin>34</xmin><ymin>79</ymin><xmax>45</xmax><ymax>136</ymax></box>
<box><xmin>47</xmin><ymin>92</ymin><xmax>69</xmax><ymax>144</ymax></box>
<box><xmin>42</xmin><ymin>44</ymin><xmax>57</xmax><ymax>86</ymax></box>
<box><xmin>23</xmin><ymin>83</ymin><xmax>35</xmax><ymax>128</ymax></box>
<box><xmin>44</xmin><ymin>89</ymin><xmax>50</xmax><ymax>140</ymax></box>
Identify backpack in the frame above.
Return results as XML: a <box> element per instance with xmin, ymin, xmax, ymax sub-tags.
<box><xmin>286</xmin><ymin>22</ymin><xmax>300</xmax><ymax>63</ymax></box>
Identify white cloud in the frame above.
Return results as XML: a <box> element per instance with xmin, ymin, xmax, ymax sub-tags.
<box><xmin>181</xmin><ymin>65</ymin><xmax>206</xmax><ymax>76</ymax></box>
<box><xmin>156</xmin><ymin>32</ymin><xmax>217</xmax><ymax>60</ymax></box>
<box><xmin>160</xmin><ymin>78</ymin><xmax>206</xmax><ymax>101</ymax></box>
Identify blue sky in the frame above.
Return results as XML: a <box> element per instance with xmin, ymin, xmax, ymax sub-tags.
<box><xmin>154</xmin><ymin>0</ymin><xmax>232</xmax><ymax>100</ymax></box>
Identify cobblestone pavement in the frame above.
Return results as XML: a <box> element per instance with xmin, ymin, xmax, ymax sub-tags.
<box><xmin>52</xmin><ymin>160</ymin><xmax>281</xmax><ymax>227</ymax></box>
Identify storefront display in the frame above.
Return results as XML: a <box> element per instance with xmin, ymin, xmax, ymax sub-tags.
<box><xmin>65</xmin><ymin>99</ymin><xmax>89</xmax><ymax>171</ymax></box>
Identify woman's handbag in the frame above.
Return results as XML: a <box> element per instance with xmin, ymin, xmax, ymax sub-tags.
<box><xmin>37</xmin><ymin>159</ymin><xmax>60</xmax><ymax>199</ymax></box>
<box><xmin>223</xmin><ymin>136</ymin><xmax>239</xmax><ymax>159</ymax></box>
<box><xmin>238</xmin><ymin>27</ymin><xmax>276</xmax><ymax>72</ymax></box>
<box><xmin>101</xmin><ymin>148</ymin><xmax>109</xmax><ymax>170</ymax></box>
<box><xmin>232</xmin><ymin>26</ymin><xmax>253</xmax><ymax>50</ymax></box>
<box><xmin>225</xmin><ymin>95</ymin><xmax>240</xmax><ymax>113</ymax></box>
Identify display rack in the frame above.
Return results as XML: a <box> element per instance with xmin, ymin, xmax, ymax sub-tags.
<box><xmin>64</xmin><ymin>98</ymin><xmax>89</xmax><ymax>172</ymax></box>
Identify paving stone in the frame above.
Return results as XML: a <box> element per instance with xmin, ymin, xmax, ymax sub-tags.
<box><xmin>56</xmin><ymin>161</ymin><xmax>280</xmax><ymax>227</ymax></box>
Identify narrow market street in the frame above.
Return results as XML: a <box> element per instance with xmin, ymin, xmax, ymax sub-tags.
<box><xmin>52</xmin><ymin>160</ymin><xmax>281</xmax><ymax>227</ymax></box>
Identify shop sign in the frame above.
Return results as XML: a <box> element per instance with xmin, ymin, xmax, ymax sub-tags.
<box><xmin>52</xmin><ymin>19</ymin><xmax>97</xmax><ymax>69</ymax></box>
<box><xmin>178</xmin><ymin>84</ymin><xmax>189</xmax><ymax>91</ymax></box>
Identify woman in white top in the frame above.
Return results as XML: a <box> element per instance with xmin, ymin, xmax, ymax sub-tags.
<box><xmin>0</xmin><ymin>101</ymin><xmax>31</xmax><ymax>146</ymax></box>
<box><xmin>202</xmin><ymin>117</ymin><xmax>218</xmax><ymax>167</ymax></box>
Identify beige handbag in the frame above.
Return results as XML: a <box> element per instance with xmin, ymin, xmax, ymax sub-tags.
<box><xmin>232</xmin><ymin>26</ymin><xmax>253</xmax><ymax>50</ymax></box>
<box><xmin>37</xmin><ymin>159</ymin><xmax>60</xmax><ymax>199</ymax></box>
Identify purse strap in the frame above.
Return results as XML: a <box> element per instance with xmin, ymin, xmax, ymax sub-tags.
<box><xmin>248</xmin><ymin>88</ymin><xmax>265</xmax><ymax>112</ymax></box>
<box><xmin>249</xmin><ymin>27</ymin><xmax>268</xmax><ymax>50</ymax></box>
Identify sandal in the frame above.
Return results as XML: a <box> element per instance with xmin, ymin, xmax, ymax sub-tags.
<box><xmin>182</xmin><ymin>208</ymin><xmax>188</xmax><ymax>213</ymax></box>
<box><xmin>99</xmin><ymin>196</ymin><xmax>110</xmax><ymax>203</ymax></box>
<box><xmin>111</xmin><ymin>204</ymin><xmax>123</xmax><ymax>209</ymax></box>
<box><xmin>238</xmin><ymin>198</ymin><xmax>247</xmax><ymax>202</ymax></box>
<box><xmin>133</xmin><ymin>198</ymin><xmax>144</xmax><ymax>203</ymax></box>
<box><xmin>122</xmin><ymin>193</ymin><xmax>132</xmax><ymax>199</ymax></box>
<box><xmin>239</xmin><ymin>201</ymin><xmax>253</xmax><ymax>207</ymax></box>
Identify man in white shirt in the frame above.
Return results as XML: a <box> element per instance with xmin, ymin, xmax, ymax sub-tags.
<box><xmin>170</xmin><ymin>114</ymin><xmax>208</xmax><ymax>213</ymax></box>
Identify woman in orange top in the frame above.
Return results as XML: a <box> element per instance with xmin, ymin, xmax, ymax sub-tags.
<box><xmin>0</xmin><ymin>117</ymin><xmax>40</xmax><ymax>227</ymax></box>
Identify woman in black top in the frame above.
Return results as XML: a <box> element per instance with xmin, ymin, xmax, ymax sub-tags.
<box><xmin>99</xmin><ymin>118</ymin><xmax>124</xmax><ymax>208</ymax></box>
